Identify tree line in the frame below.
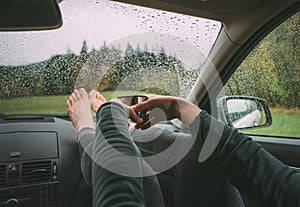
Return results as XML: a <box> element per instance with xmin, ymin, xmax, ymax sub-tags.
<box><xmin>0</xmin><ymin>42</ymin><xmax>194</xmax><ymax>99</ymax></box>
<box><xmin>223</xmin><ymin>12</ymin><xmax>299</xmax><ymax>108</ymax></box>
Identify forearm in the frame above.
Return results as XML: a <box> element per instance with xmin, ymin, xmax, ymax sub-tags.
<box><xmin>92</xmin><ymin>102</ymin><xmax>145</xmax><ymax>207</ymax></box>
<box><xmin>190</xmin><ymin>110</ymin><xmax>300</xmax><ymax>207</ymax></box>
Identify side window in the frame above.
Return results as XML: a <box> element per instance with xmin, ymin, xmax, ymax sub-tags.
<box><xmin>218</xmin><ymin>11</ymin><xmax>299</xmax><ymax>138</ymax></box>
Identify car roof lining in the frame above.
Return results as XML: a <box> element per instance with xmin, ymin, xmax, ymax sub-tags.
<box><xmin>111</xmin><ymin>0</ymin><xmax>264</xmax><ymax>18</ymax></box>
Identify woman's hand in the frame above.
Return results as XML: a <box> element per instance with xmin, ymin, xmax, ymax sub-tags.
<box><xmin>110</xmin><ymin>98</ymin><xmax>144</xmax><ymax>124</ymax></box>
<box><xmin>133</xmin><ymin>95</ymin><xmax>201</xmax><ymax>129</ymax></box>
<box><xmin>89</xmin><ymin>90</ymin><xmax>143</xmax><ymax>124</ymax></box>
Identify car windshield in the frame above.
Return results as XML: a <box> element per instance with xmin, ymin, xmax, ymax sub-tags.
<box><xmin>0</xmin><ymin>0</ymin><xmax>221</xmax><ymax>115</ymax></box>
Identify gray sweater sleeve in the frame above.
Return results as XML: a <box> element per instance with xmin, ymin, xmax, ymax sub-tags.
<box><xmin>81</xmin><ymin>102</ymin><xmax>145</xmax><ymax>207</ymax></box>
<box><xmin>77</xmin><ymin>128</ymin><xmax>165</xmax><ymax>207</ymax></box>
<box><xmin>190</xmin><ymin>110</ymin><xmax>300</xmax><ymax>207</ymax></box>
<box><xmin>77</xmin><ymin>104</ymin><xmax>165</xmax><ymax>207</ymax></box>
<box><xmin>77</xmin><ymin>127</ymin><xmax>95</xmax><ymax>187</ymax></box>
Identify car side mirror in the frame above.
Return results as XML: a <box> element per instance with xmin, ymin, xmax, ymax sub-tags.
<box><xmin>217</xmin><ymin>96</ymin><xmax>272</xmax><ymax>130</ymax></box>
<box><xmin>0</xmin><ymin>0</ymin><xmax>62</xmax><ymax>31</ymax></box>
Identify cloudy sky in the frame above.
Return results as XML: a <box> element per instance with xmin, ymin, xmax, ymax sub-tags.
<box><xmin>0</xmin><ymin>0</ymin><xmax>220</xmax><ymax>67</ymax></box>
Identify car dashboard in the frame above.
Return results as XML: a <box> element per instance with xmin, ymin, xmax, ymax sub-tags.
<box><xmin>0</xmin><ymin>112</ymin><xmax>299</xmax><ymax>207</ymax></box>
<box><xmin>0</xmin><ymin>115</ymin><xmax>179</xmax><ymax>207</ymax></box>
<box><xmin>0</xmin><ymin>116</ymin><xmax>88</xmax><ymax>207</ymax></box>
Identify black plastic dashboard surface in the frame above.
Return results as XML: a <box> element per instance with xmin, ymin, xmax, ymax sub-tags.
<box><xmin>0</xmin><ymin>132</ymin><xmax>58</xmax><ymax>162</ymax></box>
<box><xmin>0</xmin><ymin>117</ymin><xmax>86</xmax><ymax>207</ymax></box>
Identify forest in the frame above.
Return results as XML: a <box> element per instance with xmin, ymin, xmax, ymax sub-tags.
<box><xmin>223</xmin><ymin>12</ymin><xmax>299</xmax><ymax>108</ymax></box>
<box><xmin>0</xmin><ymin>41</ymin><xmax>196</xmax><ymax>99</ymax></box>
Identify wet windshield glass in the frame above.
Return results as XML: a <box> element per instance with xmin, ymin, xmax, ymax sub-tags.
<box><xmin>0</xmin><ymin>0</ymin><xmax>221</xmax><ymax>115</ymax></box>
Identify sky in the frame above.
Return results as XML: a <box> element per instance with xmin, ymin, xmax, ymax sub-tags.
<box><xmin>0</xmin><ymin>0</ymin><xmax>221</xmax><ymax>67</ymax></box>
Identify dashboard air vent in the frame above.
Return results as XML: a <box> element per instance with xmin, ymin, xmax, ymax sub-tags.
<box><xmin>22</xmin><ymin>161</ymin><xmax>51</xmax><ymax>184</ymax></box>
<box><xmin>0</xmin><ymin>164</ymin><xmax>5</xmax><ymax>187</ymax></box>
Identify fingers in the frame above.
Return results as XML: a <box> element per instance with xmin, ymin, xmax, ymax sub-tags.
<box><xmin>135</xmin><ymin>114</ymin><xmax>160</xmax><ymax>130</ymax></box>
<box><xmin>133</xmin><ymin>98</ymin><xmax>154</xmax><ymax>111</ymax></box>
<box><xmin>133</xmin><ymin>95</ymin><xmax>169</xmax><ymax>111</ymax></box>
<box><xmin>146</xmin><ymin>94</ymin><xmax>160</xmax><ymax>99</ymax></box>
<box><xmin>134</xmin><ymin>107</ymin><xmax>167</xmax><ymax>130</ymax></box>
<box><xmin>128</xmin><ymin>107</ymin><xmax>143</xmax><ymax>124</ymax></box>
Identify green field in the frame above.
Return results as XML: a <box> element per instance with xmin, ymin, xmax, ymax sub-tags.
<box><xmin>0</xmin><ymin>95</ymin><xmax>299</xmax><ymax>138</ymax></box>
<box><xmin>0</xmin><ymin>91</ymin><xmax>143</xmax><ymax>114</ymax></box>
<box><xmin>243</xmin><ymin>112</ymin><xmax>300</xmax><ymax>138</ymax></box>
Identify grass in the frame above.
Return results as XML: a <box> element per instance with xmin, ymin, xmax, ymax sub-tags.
<box><xmin>0</xmin><ymin>90</ymin><xmax>144</xmax><ymax>115</ymax></box>
<box><xmin>0</xmin><ymin>95</ymin><xmax>70</xmax><ymax>114</ymax></box>
<box><xmin>243</xmin><ymin>110</ymin><xmax>300</xmax><ymax>138</ymax></box>
<box><xmin>0</xmin><ymin>95</ymin><xmax>299</xmax><ymax>138</ymax></box>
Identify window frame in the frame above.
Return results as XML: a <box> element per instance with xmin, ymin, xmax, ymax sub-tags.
<box><xmin>208</xmin><ymin>5</ymin><xmax>300</xmax><ymax>140</ymax></box>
